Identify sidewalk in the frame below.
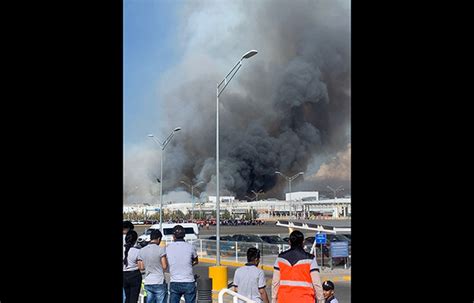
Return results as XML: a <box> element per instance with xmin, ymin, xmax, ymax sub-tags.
<box><xmin>319</xmin><ymin>266</ymin><xmax>351</xmax><ymax>282</ymax></box>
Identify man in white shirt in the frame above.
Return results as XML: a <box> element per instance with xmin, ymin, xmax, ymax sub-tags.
<box><xmin>166</xmin><ymin>225</ymin><xmax>199</xmax><ymax>303</ymax></box>
<box><xmin>138</xmin><ymin>229</ymin><xmax>168</xmax><ymax>303</ymax></box>
<box><xmin>233</xmin><ymin>248</ymin><xmax>269</xmax><ymax>303</ymax></box>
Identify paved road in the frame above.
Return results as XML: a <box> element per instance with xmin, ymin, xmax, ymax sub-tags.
<box><xmin>194</xmin><ymin>263</ymin><xmax>351</xmax><ymax>303</ymax></box>
<box><xmin>134</xmin><ymin>220</ymin><xmax>350</xmax><ymax>238</ymax></box>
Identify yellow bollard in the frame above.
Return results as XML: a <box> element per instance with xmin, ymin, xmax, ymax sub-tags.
<box><xmin>208</xmin><ymin>265</ymin><xmax>228</xmax><ymax>298</ymax></box>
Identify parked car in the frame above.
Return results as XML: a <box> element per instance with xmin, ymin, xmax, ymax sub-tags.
<box><xmin>204</xmin><ymin>235</ymin><xmax>235</xmax><ymax>256</ymax></box>
<box><xmin>228</xmin><ymin>234</ymin><xmax>264</xmax><ymax>243</ymax></box>
<box><xmin>261</xmin><ymin>235</ymin><xmax>287</xmax><ymax>245</ymax></box>
<box><xmin>207</xmin><ymin>235</ymin><xmax>231</xmax><ymax>241</ymax></box>
<box><xmin>228</xmin><ymin>234</ymin><xmax>281</xmax><ymax>255</ymax></box>
<box><xmin>138</xmin><ymin>223</ymin><xmax>199</xmax><ymax>244</ymax></box>
<box><xmin>261</xmin><ymin>235</ymin><xmax>290</xmax><ymax>254</ymax></box>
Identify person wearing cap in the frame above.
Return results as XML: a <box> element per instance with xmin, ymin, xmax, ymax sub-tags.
<box><xmin>137</xmin><ymin>229</ymin><xmax>168</xmax><ymax>303</ymax></box>
<box><xmin>166</xmin><ymin>225</ymin><xmax>199</xmax><ymax>303</ymax></box>
<box><xmin>322</xmin><ymin>280</ymin><xmax>338</xmax><ymax>303</ymax></box>
<box><xmin>232</xmin><ymin>247</ymin><xmax>269</xmax><ymax>303</ymax></box>
<box><xmin>271</xmin><ymin>230</ymin><xmax>324</xmax><ymax>303</ymax></box>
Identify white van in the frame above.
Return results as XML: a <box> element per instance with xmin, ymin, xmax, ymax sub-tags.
<box><xmin>138</xmin><ymin>223</ymin><xmax>199</xmax><ymax>244</ymax></box>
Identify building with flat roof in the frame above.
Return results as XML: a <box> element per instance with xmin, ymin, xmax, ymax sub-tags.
<box><xmin>285</xmin><ymin>191</ymin><xmax>319</xmax><ymax>201</ymax></box>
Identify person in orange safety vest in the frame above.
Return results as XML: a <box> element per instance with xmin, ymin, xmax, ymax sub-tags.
<box><xmin>271</xmin><ymin>230</ymin><xmax>324</xmax><ymax>303</ymax></box>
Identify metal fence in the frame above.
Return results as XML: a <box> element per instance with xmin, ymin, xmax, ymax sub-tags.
<box><xmin>190</xmin><ymin>239</ymin><xmax>349</xmax><ymax>268</ymax></box>
<box><xmin>190</xmin><ymin>239</ymin><xmax>289</xmax><ymax>266</ymax></box>
<box><xmin>157</xmin><ymin>238</ymin><xmax>350</xmax><ymax>269</ymax></box>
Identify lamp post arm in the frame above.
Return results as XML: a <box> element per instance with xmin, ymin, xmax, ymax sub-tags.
<box><xmin>218</xmin><ymin>61</ymin><xmax>242</xmax><ymax>97</ymax></box>
<box><xmin>218</xmin><ymin>59</ymin><xmax>242</xmax><ymax>89</ymax></box>
<box><xmin>162</xmin><ymin>131</ymin><xmax>176</xmax><ymax>150</ymax></box>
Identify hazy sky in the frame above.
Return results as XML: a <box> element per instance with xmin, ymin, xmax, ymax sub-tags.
<box><xmin>123</xmin><ymin>0</ymin><xmax>351</xmax><ymax>203</ymax></box>
<box><xmin>123</xmin><ymin>0</ymin><xmax>181</xmax><ymax>147</ymax></box>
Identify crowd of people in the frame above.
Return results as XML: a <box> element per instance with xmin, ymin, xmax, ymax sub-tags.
<box><xmin>123</xmin><ymin>221</ymin><xmax>198</xmax><ymax>303</ymax></box>
<box><xmin>128</xmin><ymin>218</ymin><xmax>266</xmax><ymax>227</ymax></box>
<box><xmin>123</xmin><ymin>221</ymin><xmax>339</xmax><ymax>303</ymax></box>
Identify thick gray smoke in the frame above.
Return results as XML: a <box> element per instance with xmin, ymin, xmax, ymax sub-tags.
<box><xmin>124</xmin><ymin>0</ymin><xmax>351</xmax><ymax>202</ymax></box>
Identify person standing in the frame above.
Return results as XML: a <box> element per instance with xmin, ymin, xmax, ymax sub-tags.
<box><xmin>322</xmin><ymin>280</ymin><xmax>339</xmax><ymax>303</ymax></box>
<box><xmin>166</xmin><ymin>225</ymin><xmax>199</xmax><ymax>303</ymax></box>
<box><xmin>271</xmin><ymin>230</ymin><xmax>324</xmax><ymax>303</ymax></box>
<box><xmin>138</xmin><ymin>229</ymin><xmax>168</xmax><ymax>303</ymax></box>
<box><xmin>233</xmin><ymin>248</ymin><xmax>269</xmax><ymax>303</ymax></box>
<box><xmin>123</xmin><ymin>230</ymin><xmax>142</xmax><ymax>303</ymax></box>
<box><xmin>123</xmin><ymin>221</ymin><xmax>134</xmax><ymax>303</ymax></box>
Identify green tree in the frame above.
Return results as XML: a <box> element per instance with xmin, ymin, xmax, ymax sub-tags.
<box><xmin>221</xmin><ymin>210</ymin><xmax>231</xmax><ymax>220</ymax></box>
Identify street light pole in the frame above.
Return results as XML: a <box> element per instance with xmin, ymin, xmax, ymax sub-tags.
<box><xmin>216</xmin><ymin>50</ymin><xmax>258</xmax><ymax>266</ymax></box>
<box><xmin>327</xmin><ymin>185</ymin><xmax>344</xmax><ymax>217</ymax></box>
<box><xmin>160</xmin><ymin>150</ymin><xmax>163</xmax><ymax>226</ymax></box>
<box><xmin>251</xmin><ymin>189</ymin><xmax>263</xmax><ymax>202</ymax></box>
<box><xmin>327</xmin><ymin>185</ymin><xmax>344</xmax><ymax>200</ymax></box>
<box><xmin>181</xmin><ymin>180</ymin><xmax>203</xmax><ymax>221</ymax></box>
<box><xmin>148</xmin><ymin>127</ymin><xmax>181</xmax><ymax>232</ymax></box>
<box><xmin>275</xmin><ymin>171</ymin><xmax>304</xmax><ymax>218</ymax></box>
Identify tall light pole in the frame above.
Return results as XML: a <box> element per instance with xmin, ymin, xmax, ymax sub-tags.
<box><xmin>148</xmin><ymin>127</ymin><xmax>181</xmax><ymax>232</ymax></box>
<box><xmin>327</xmin><ymin>185</ymin><xmax>344</xmax><ymax>199</ymax></box>
<box><xmin>216</xmin><ymin>50</ymin><xmax>258</xmax><ymax>265</ymax></box>
<box><xmin>180</xmin><ymin>180</ymin><xmax>204</xmax><ymax>221</ymax></box>
<box><xmin>244</xmin><ymin>196</ymin><xmax>256</xmax><ymax>220</ymax></box>
<box><xmin>252</xmin><ymin>190</ymin><xmax>264</xmax><ymax>220</ymax></box>
<box><xmin>275</xmin><ymin>171</ymin><xmax>304</xmax><ymax>217</ymax></box>
<box><xmin>251</xmin><ymin>189</ymin><xmax>263</xmax><ymax>201</ymax></box>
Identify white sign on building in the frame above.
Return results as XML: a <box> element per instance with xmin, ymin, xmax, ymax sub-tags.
<box><xmin>208</xmin><ymin>196</ymin><xmax>235</xmax><ymax>203</ymax></box>
<box><xmin>285</xmin><ymin>191</ymin><xmax>319</xmax><ymax>201</ymax></box>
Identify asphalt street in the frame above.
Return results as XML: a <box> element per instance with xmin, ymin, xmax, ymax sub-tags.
<box><xmin>134</xmin><ymin>219</ymin><xmax>351</xmax><ymax>238</ymax></box>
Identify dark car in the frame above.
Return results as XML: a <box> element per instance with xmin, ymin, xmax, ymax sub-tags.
<box><xmin>205</xmin><ymin>235</ymin><xmax>235</xmax><ymax>256</ymax></box>
<box><xmin>261</xmin><ymin>235</ymin><xmax>290</xmax><ymax>254</ymax></box>
<box><xmin>229</xmin><ymin>234</ymin><xmax>282</xmax><ymax>255</ymax></box>
<box><xmin>207</xmin><ymin>235</ymin><xmax>231</xmax><ymax>241</ymax></box>
<box><xmin>261</xmin><ymin>235</ymin><xmax>287</xmax><ymax>245</ymax></box>
<box><xmin>330</xmin><ymin>234</ymin><xmax>351</xmax><ymax>243</ymax></box>
<box><xmin>228</xmin><ymin>234</ymin><xmax>262</xmax><ymax>243</ymax></box>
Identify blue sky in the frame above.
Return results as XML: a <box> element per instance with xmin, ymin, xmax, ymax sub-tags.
<box><xmin>123</xmin><ymin>0</ymin><xmax>181</xmax><ymax>147</ymax></box>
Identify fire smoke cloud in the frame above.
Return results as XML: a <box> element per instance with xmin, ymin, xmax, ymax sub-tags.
<box><xmin>124</xmin><ymin>0</ymin><xmax>351</xmax><ymax>203</ymax></box>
